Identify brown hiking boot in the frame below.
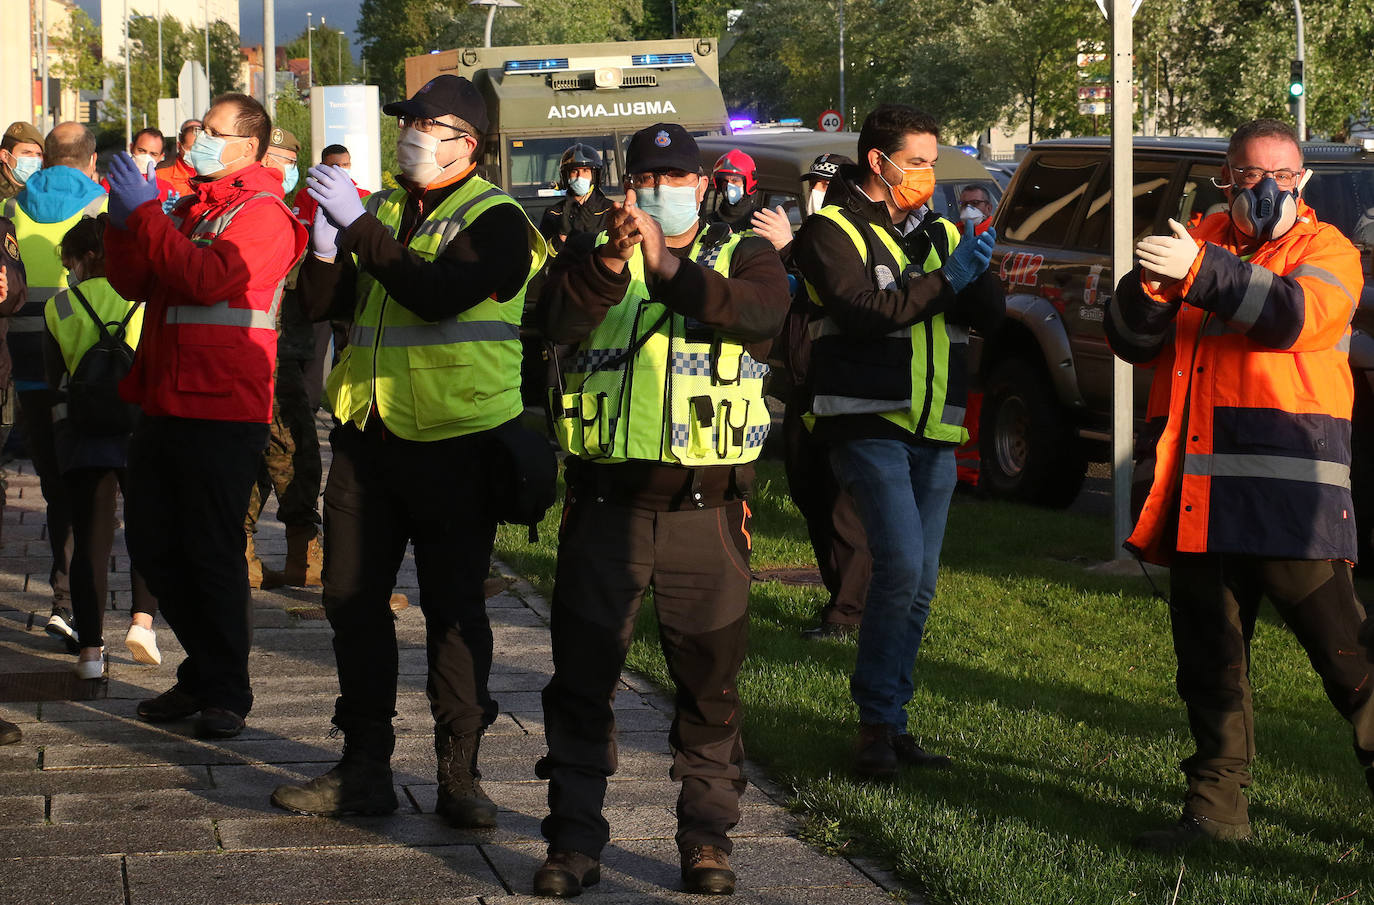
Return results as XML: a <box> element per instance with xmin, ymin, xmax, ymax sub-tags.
<box><xmin>1132</xmin><ymin>813</ymin><xmax>1252</xmax><ymax>852</ymax></box>
<box><xmin>434</xmin><ymin>725</ymin><xmax>497</xmax><ymax>828</ymax></box>
<box><xmin>890</xmin><ymin>733</ymin><xmax>952</xmax><ymax>769</ymax></box>
<box><xmin>533</xmin><ymin>850</ymin><xmax>600</xmax><ymax>897</ymax></box>
<box><xmin>681</xmin><ymin>844</ymin><xmax>736</xmax><ymax>895</ymax></box>
<box><xmin>854</xmin><ymin>723</ymin><xmax>898</xmax><ymax>780</ymax></box>
<box><xmin>263</xmin><ymin>526</ymin><xmax>324</xmax><ymax>589</ymax></box>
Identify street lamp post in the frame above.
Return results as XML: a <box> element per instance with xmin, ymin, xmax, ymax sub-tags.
<box><xmin>838</xmin><ymin>0</ymin><xmax>845</xmax><ymax>128</ymax></box>
<box><xmin>205</xmin><ymin>0</ymin><xmax>210</xmax><ymax>91</ymax></box>
<box><xmin>124</xmin><ymin>0</ymin><xmax>132</xmax><ymax>147</ymax></box>
<box><xmin>307</xmin><ymin>11</ymin><xmax>313</xmax><ymax>91</ymax></box>
<box><xmin>1294</xmin><ymin>0</ymin><xmax>1306</xmax><ymax>139</ymax></box>
<box><xmin>263</xmin><ymin>0</ymin><xmax>275</xmax><ymax>113</ymax></box>
<box><xmin>470</xmin><ymin>0</ymin><xmax>523</xmax><ymax>49</ymax></box>
<box><xmin>157</xmin><ymin>0</ymin><xmax>162</xmax><ymax>91</ymax></box>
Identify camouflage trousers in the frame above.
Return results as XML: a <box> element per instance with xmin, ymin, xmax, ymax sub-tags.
<box><xmin>245</xmin><ymin>358</ymin><xmax>322</xmax><ymax>535</ymax></box>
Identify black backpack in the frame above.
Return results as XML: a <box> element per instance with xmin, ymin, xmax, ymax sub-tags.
<box><xmin>65</xmin><ymin>286</ymin><xmax>141</xmax><ymax>436</ymax></box>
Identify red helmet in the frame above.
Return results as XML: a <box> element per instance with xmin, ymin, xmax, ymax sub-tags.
<box><xmin>712</xmin><ymin>149</ymin><xmax>757</xmax><ymax>195</ymax></box>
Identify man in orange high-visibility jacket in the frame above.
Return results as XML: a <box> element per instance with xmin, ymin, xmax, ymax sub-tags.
<box><xmin>1106</xmin><ymin>118</ymin><xmax>1373</xmax><ymax>852</ymax></box>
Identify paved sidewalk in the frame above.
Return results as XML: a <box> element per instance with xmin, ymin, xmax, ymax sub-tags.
<box><xmin>0</xmin><ymin>430</ymin><xmax>908</xmax><ymax>905</ymax></box>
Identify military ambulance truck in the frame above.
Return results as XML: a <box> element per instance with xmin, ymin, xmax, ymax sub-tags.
<box><xmin>405</xmin><ymin>38</ymin><xmax>731</xmax><ymax>225</ymax></box>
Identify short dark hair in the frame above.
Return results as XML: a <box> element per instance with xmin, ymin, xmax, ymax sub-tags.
<box><xmin>44</xmin><ymin>123</ymin><xmax>96</xmax><ymax>169</ymax></box>
<box><xmin>132</xmin><ymin>128</ymin><xmax>164</xmax><ymax>153</ymax></box>
<box><xmin>1229</xmin><ymin>118</ymin><xmax>1302</xmax><ymax>162</ymax></box>
<box><xmin>321</xmin><ymin>143</ymin><xmax>349</xmax><ymax>161</ymax></box>
<box><xmin>179</xmin><ymin>119</ymin><xmax>202</xmax><ymax>143</ymax></box>
<box><xmin>212</xmin><ymin>93</ymin><xmax>272</xmax><ymax>161</ymax></box>
<box><xmin>960</xmin><ymin>185</ymin><xmax>992</xmax><ymax>204</ymax></box>
<box><xmin>59</xmin><ymin>213</ymin><xmax>107</xmax><ymax>265</ymax></box>
<box><xmin>858</xmin><ymin>104</ymin><xmax>940</xmax><ymax>161</ymax></box>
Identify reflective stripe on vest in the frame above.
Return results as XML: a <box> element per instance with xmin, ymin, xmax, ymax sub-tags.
<box><xmin>325</xmin><ymin>175</ymin><xmax>548</xmax><ymax>441</ymax></box>
<box><xmin>805</xmin><ymin>205</ymin><xmax>966</xmax><ymax>442</ymax></box>
<box><xmin>163</xmin><ymin>192</ymin><xmax>290</xmax><ymax>331</ymax></box>
<box><xmin>551</xmin><ymin>226</ymin><xmax>771</xmax><ymax>466</ymax></box>
<box><xmin>1182</xmin><ymin>451</ymin><xmax>1351</xmax><ymax>488</ymax></box>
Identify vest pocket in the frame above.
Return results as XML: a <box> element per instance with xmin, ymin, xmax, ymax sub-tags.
<box><xmin>407</xmin><ymin>345</ymin><xmax>476</xmax><ymax>430</ymax></box>
<box><xmin>174</xmin><ymin>327</ymin><xmax>235</xmax><ymax>397</ymax></box>
<box><xmin>552</xmin><ymin>391</ymin><xmax>613</xmax><ymax>458</ymax></box>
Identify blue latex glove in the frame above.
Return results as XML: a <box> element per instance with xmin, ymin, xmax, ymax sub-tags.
<box><xmin>943</xmin><ymin>219</ymin><xmax>997</xmax><ymax>293</ymax></box>
<box><xmin>106</xmin><ymin>152</ymin><xmax>160</xmax><ymax>229</ymax></box>
<box><xmin>312</xmin><ymin>204</ymin><xmax>339</xmax><ymax>258</ymax></box>
<box><xmin>162</xmin><ymin>190</ymin><xmax>180</xmax><ymax>215</ymax></box>
<box><xmin>306</xmin><ymin>164</ymin><xmax>365</xmax><ymax>229</ymax></box>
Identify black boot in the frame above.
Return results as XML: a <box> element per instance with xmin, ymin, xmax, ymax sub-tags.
<box><xmin>435</xmin><ymin>724</ymin><xmax>497</xmax><ymax>828</ymax></box>
<box><xmin>271</xmin><ymin>730</ymin><xmax>398</xmax><ymax>817</ymax></box>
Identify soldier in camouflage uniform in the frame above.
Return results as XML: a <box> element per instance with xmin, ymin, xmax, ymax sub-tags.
<box><xmin>246</xmin><ymin>128</ymin><xmax>323</xmax><ymax>589</ymax></box>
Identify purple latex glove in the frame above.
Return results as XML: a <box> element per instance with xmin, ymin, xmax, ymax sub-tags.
<box><xmin>106</xmin><ymin>152</ymin><xmax>160</xmax><ymax>229</ymax></box>
<box><xmin>306</xmin><ymin>164</ymin><xmax>365</xmax><ymax>229</ymax></box>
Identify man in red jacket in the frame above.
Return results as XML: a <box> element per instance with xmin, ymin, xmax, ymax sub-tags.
<box><xmin>105</xmin><ymin>93</ymin><xmax>307</xmax><ymax>739</ymax></box>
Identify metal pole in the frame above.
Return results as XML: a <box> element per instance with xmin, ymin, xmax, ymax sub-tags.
<box><xmin>124</xmin><ymin>0</ymin><xmax>132</xmax><ymax>146</ymax></box>
<box><xmin>157</xmin><ymin>0</ymin><xmax>162</xmax><ymax>91</ymax></box>
<box><xmin>484</xmin><ymin>5</ymin><xmax>496</xmax><ymax>48</ymax></box>
<box><xmin>1110</xmin><ymin>0</ymin><xmax>1134</xmax><ymax>558</ymax></box>
<box><xmin>671</xmin><ymin>0</ymin><xmax>677</xmax><ymax>38</ymax></box>
<box><xmin>1294</xmin><ymin>0</ymin><xmax>1306</xmax><ymax>139</ymax></box>
<box><xmin>263</xmin><ymin>0</ymin><xmax>275</xmax><ymax>113</ymax></box>
<box><xmin>40</xmin><ymin>0</ymin><xmax>50</xmax><ymax>132</ymax></box>
<box><xmin>838</xmin><ymin>0</ymin><xmax>845</xmax><ymax>127</ymax></box>
<box><xmin>337</xmin><ymin>33</ymin><xmax>342</xmax><ymax>83</ymax></box>
<box><xmin>307</xmin><ymin>12</ymin><xmax>313</xmax><ymax>90</ymax></box>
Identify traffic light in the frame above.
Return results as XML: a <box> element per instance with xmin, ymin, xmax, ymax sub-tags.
<box><xmin>1289</xmin><ymin>59</ymin><xmax>1305</xmax><ymax>98</ymax></box>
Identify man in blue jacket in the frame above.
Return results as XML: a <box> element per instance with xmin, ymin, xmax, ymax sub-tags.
<box><xmin>2</xmin><ymin>122</ymin><xmax>106</xmax><ymax>650</ymax></box>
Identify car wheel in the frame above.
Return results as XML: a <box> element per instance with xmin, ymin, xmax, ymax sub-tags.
<box><xmin>978</xmin><ymin>358</ymin><xmax>1087</xmax><ymax>508</ymax></box>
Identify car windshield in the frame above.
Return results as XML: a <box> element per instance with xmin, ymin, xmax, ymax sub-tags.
<box><xmin>1304</xmin><ymin>164</ymin><xmax>1374</xmax><ymax>252</ymax></box>
<box><xmin>507</xmin><ymin>135</ymin><xmax>617</xmax><ymax>197</ymax></box>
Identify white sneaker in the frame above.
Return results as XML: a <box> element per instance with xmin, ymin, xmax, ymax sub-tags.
<box><xmin>74</xmin><ymin>648</ymin><xmax>105</xmax><ymax>680</ymax></box>
<box><xmin>125</xmin><ymin>624</ymin><xmax>162</xmax><ymax>665</ymax></box>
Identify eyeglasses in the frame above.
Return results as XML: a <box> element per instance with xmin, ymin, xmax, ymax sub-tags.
<box><xmin>1227</xmin><ymin>163</ymin><xmax>1302</xmax><ymax>189</ymax></box>
<box><xmin>266</xmin><ymin>151</ymin><xmax>297</xmax><ymax>165</ymax></box>
<box><xmin>203</xmin><ymin>127</ymin><xmax>250</xmax><ymax>141</ymax></box>
<box><xmin>627</xmin><ymin>171</ymin><xmax>695</xmax><ymax>189</ymax></box>
<box><xmin>397</xmin><ymin>115</ymin><xmax>468</xmax><ymax>137</ymax></box>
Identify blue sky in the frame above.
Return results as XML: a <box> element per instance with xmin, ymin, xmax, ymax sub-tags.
<box><xmin>74</xmin><ymin>0</ymin><xmax>363</xmax><ymax>46</ymax></box>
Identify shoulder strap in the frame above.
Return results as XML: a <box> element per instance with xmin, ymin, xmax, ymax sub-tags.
<box><xmin>68</xmin><ymin>285</ymin><xmax>112</xmax><ymax>342</ymax></box>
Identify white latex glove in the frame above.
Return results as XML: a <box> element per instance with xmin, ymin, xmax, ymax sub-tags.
<box><xmin>750</xmin><ymin>205</ymin><xmax>793</xmax><ymax>251</ymax></box>
<box><xmin>1135</xmin><ymin>219</ymin><xmax>1201</xmax><ymax>282</ymax></box>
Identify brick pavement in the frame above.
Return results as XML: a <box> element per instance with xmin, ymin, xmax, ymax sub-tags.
<box><xmin>0</xmin><ymin>419</ymin><xmax>910</xmax><ymax>905</ymax></box>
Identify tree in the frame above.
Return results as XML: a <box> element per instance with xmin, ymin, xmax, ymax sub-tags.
<box><xmin>283</xmin><ymin>23</ymin><xmax>357</xmax><ymax>90</ymax></box>
<box><xmin>52</xmin><ymin>7</ymin><xmax>106</xmax><ymax>95</ymax></box>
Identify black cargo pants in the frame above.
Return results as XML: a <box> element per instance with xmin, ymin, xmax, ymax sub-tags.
<box><xmin>540</xmin><ymin>481</ymin><xmax>753</xmax><ymax>860</ymax></box>
<box><xmin>1168</xmin><ymin>554</ymin><xmax>1374</xmax><ymax>825</ymax></box>
<box><xmin>321</xmin><ymin>421</ymin><xmax>500</xmax><ymax>749</ymax></box>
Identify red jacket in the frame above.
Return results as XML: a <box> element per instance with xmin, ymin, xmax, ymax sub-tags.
<box><xmin>106</xmin><ymin>162</ymin><xmax>308</xmax><ymax>423</ymax></box>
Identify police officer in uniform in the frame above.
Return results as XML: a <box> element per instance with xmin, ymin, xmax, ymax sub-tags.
<box><xmin>246</xmin><ymin>127</ymin><xmax>324</xmax><ymax>589</ymax></box>
<box><xmin>532</xmin><ymin>123</ymin><xmax>790</xmax><ymax>898</ymax></box>
<box><xmin>538</xmin><ymin>143</ymin><xmax>612</xmax><ymax>254</ymax></box>
<box><xmin>272</xmin><ymin>76</ymin><xmax>547</xmax><ymax>827</ymax></box>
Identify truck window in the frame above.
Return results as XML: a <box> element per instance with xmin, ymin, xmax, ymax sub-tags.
<box><xmin>763</xmin><ymin>191</ymin><xmax>802</xmax><ymax>228</ymax></box>
<box><xmin>1304</xmin><ymin>166</ymin><xmax>1374</xmax><ymax>252</ymax></box>
<box><xmin>1077</xmin><ymin>160</ymin><xmax>1178</xmax><ymax>252</ymax></box>
<box><xmin>934</xmin><ymin>179</ymin><xmax>1003</xmax><ymax>223</ymax></box>
<box><xmin>1176</xmin><ymin>163</ymin><xmax>1229</xmax><ymax>230</ymax></box>
<box><xmin>998</xmin><ymin>154</ymin><xmax>1101</xmax><ymax>247</ymax></box>
<box><xmin>507</xmin><ymin>135</ymin><xmax>618</xmax><ymax>198</ymax></box>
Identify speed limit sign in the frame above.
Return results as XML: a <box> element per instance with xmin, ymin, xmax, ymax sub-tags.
<box><xmin>818</xmin><ymin>109</ymin><xmax>843</xmax><ymax>132</ymax></box>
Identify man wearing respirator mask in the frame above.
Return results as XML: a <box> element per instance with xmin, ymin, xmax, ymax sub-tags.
<box><xmin>273</xmin><ymin>75</ymin><xmax>548</xmax><ymax>835</ymax></box>
<box><xmin>533</xmin><ymin>122</ymin><xmax>790</xmax><ymax>898</ymax></box>
<box><xmin>792</xmin><ymin>104</ymin><xmax>1003</xmax><ymax>782</ymax></box>
<box><xmin>1107</xmin><ymin>118</ymin><xmax>1373</xmax><ymax>852</ymax></box>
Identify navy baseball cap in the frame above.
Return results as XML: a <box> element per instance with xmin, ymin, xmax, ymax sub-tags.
<box><xmin>625</xmin><ymin>123</ymin><xmax>700</xmax><ymax>175</ymax></box>
<box><xmin>383</xmin><ymin>75</ymin><xmax>489</xmax><ymax>135</ymax></box>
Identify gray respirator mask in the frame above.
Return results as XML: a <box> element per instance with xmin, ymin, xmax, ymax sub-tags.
<box><xmin>1228</xmin><ymin>171</ymin><xmax>1310</xmax><ymax>242</ymax></box>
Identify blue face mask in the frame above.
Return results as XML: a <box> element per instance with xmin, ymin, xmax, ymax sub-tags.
<box><xmin>186</xmin><ymin>132</ymin><xmax>232</xmax><ymax>177</ymax></box>
<box><xmin>724</xmin><ymin>182</ymin><xmax>744</xmax><ymax>205</ymax></box>
<box><xmin>11</xmin><ymin>156</ymin><xmax>40</xmax><ymax>185</ymax></box>
<box><xmin>567</xmin><ymin>176</ymin><xmax>591</xmax><ymax>197</ymax></box>
<box><xmin>281</xmin><ymin>164</ymin><xmax>299</xmax><ymax>194</ymax></box>
<box><xmin>635</xmin><ymin>183</ymin><xmax>700</xmax><ymax>237</ymax></box>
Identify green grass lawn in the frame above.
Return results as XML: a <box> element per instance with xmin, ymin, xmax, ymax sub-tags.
<box><xmin>495</xmin><ymin>461</ymin><xmax>1373</xmax><ymax>905</ymax></box>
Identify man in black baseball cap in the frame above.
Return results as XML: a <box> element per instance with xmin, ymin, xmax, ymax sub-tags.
<box><xmin>531</xmin><ymin>120</ymin><xmax>791</xmax><ymax>898</ymax></box>
<box><xmin>382</xmin><ymin>74</ymin><xmax>489</xmax><ymax>135</ymax></box>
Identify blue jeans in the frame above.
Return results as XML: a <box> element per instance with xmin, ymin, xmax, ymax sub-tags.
<box><xmin>830</xmin><ymin>439</ymin><xmax>957</xmax><ymax>729</ymax></box>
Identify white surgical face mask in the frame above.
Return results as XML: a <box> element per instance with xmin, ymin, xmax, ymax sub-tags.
<box><xmin>397</xmin><ymin>129</ymin><xmax>444</xmax><ymax>185</ymax></box>
<box><xmin>807</xmin><ymin>186</ymin><xmax>827</xmax><ymax>216</ymax></box>
<box><xmin>132</xmin><ymin>153</ymin><xmax>156</xmax><ymax>174</ymax></box>
<box><xmin>959</xmin><ymin>204</ymin><xmax>985</xmax><ymax>226</ymax></box>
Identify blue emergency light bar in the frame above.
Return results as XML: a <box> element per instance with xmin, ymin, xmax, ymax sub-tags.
<box><xmin>504</xmin><ymin>58</ymin><xmax>571</xmax><ymax>73</ymax></box>
<box><xmin>729</xmin><ymin>118</ymin><xmax>754</xmax><ymax>131</ymax></box>
<box><xmin>779</xmin><ymin>118</ymin><xmax>802</xmax><ymax>125</ymax></box>
<box><xmin>630</xmin><ymin>52</ymin><xmax>695</xmax><ymax>68</ymax></box>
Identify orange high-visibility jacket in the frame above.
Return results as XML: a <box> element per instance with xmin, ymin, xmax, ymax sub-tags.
<box><xmin>1105</xmin><ymin>200</ymin><xmax>1365</xmax><ymax>564</ymax></box>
